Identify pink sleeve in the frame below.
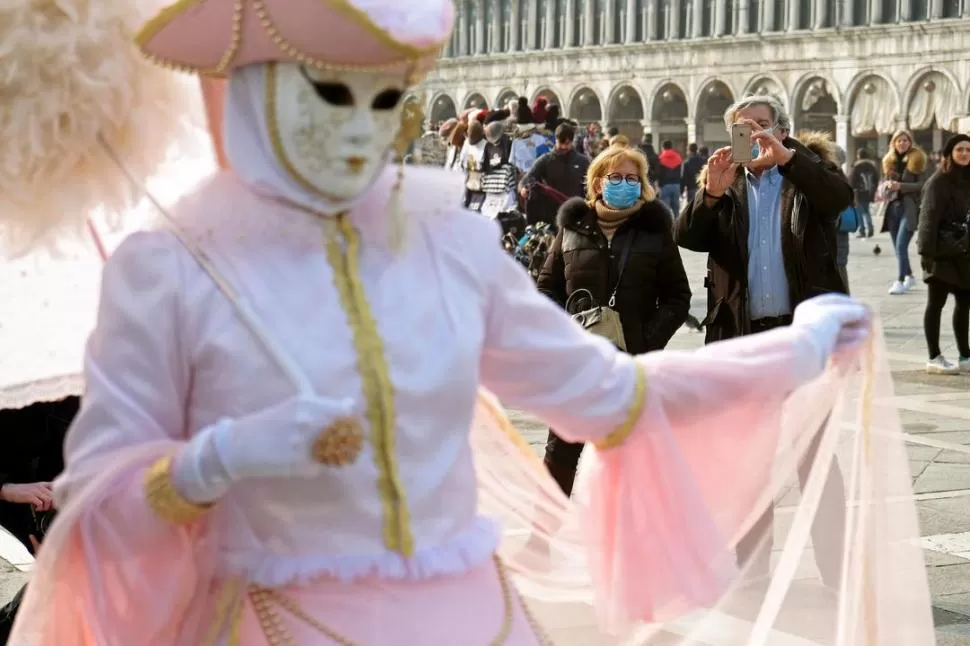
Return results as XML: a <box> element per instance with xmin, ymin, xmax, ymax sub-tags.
<box><xmin>479</xmin><ymin>246</ymin><xmax>830</xmax><ymax>631</ymax></box>
<box><xmin>480</xmin><ymin>248</ymin><xmax>816</xmax><ymax>445</ymax></box>
<box><xmin>576</xmin><ymin>332</ymin><xmax>828</xmax><ymax>632</ymax></box>
<box><xmin>10</xmin><ymin>233</ymin><xmax>222</xmax><ymax>646</ymax></box>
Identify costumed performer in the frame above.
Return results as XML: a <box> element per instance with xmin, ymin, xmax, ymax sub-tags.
<box><xmin>10</xmin><ymin>0</ymin><xmax>872</xmax><ymax>644</ymax></box>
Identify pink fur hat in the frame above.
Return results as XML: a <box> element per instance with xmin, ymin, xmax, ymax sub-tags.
<box><xmin>136</xmin><ymin>0</ymin><xmax>455</xmax><ymax>80</ymax></box>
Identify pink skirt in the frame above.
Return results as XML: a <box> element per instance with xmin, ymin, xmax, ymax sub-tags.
<box><xmin>233</xmin><ymin>559</ymin><xmax>547</xmax><ymax>645</ymax></box>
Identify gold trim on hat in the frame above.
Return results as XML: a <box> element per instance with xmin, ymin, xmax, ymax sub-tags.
<box><xmin>135</xmin><ymin>0</ymin><xmax>447</xmax><ymax>77</ymax></box>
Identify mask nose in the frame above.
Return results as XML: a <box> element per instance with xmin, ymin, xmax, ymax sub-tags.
<box><xmin>343</xmin><ymin>107</ymin><xmax>376</xmax><ymax>144</ymax></box>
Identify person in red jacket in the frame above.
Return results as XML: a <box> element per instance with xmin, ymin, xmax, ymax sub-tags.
<box><xmin>657</xmin><ymin>140</ymin><xmax>684</xmax><ymax>216</ymax></box>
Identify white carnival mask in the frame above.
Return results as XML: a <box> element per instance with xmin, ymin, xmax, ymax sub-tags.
<box><xmin>265</xmin><ymin>62</ymin><xmax>407</xmax><ymax>202</ymax></box>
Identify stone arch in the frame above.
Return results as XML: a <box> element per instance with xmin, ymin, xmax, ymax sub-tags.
<box><xmin>428</xmin><ymin>93</ymin><xmax>458</xmax><ymax>123</ymax></box>
<box><xmin>567</xmin><ymin>85</ymin><xmax>605</xmax><ymax>123</ymax></box>
<box><xmin>844</xmin><ymin>72</ymin><xmax>900</xmax><ymax>159</ymax></box>
<box><xmin>462</xmin><ymin>92</ymin><xmax>489</xmax><ymax>110</ymax></box>
<box><xmin>650</xmin><ymin>81</ymin><xmax>689</xmax><ymax>152</ymax></box>
<box><xmin>494</xmin><ymin>87</ymin><xmax>520</xmax><ymax>110</ymax></box>
<box><xmin>530</xmin><ymin>86</ymin><xmax>564</xmax><ymax>109</ymax></box>
<box><xmin>903</xmin><ymin>68</ymin><xmax>962</xmax><ymax>135</ymax></box>
<box><xmin>606</xmin><ymin>84</ymin><xmax>646</xmax><ymax>141</ymax></box>
<box><xmin>693</xmin><ymin>77</ymin><xmax>739</xmax><ymax>119</ymax></box>
<box><xmin>792</xmin><ymin>73</ymin><xmax>842</xmax><ymax>136</ymax></box>
<box><xmin>694</xmin><ymin>79</ymin><xmax>735</xmax><ymax>148</ymax></box>
<box><xmin>844</xmin><ymin>70</ymin><xmax>902</xmax><ymax>117</ymax></box>
<box><xmin>743</xmin><ymin>74</ymin><xmax>790</xmax><ymax>108</ymax></box>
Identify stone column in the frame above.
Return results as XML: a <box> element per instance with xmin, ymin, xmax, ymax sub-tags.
<box><xmin>509</xmin><ymin>0</ymin><xmax>520</xmax><ymax>50</ymax></box>
<box><xmin>526</xmin><ymin>0</ymin><xmax>539</xmax><ymax>48</ymax></box>
<box><xmin>626</xmin><ymin>0</ymin><xmax>639</xmax><ymax>41</ymax></box>
<box><xmin>605</xmin><ymin>0</ymin><xmax>616</xmax><ymax>43</ymax></box>
<box><xmin>763</xmin><ymin>0</ymin><xmax>775</xmax><ymax>31</ymax></box>
<box><xmin>584</xmin><ymin>0</ymin><xmax>596</xmax><ymax>44</ymax></box>
<box><xmin>900</xmin><ymin>0</ymin><xmax>913</xmax><ymax>20</ymax></box>
<box><xmin>492</xmin><ymin>1</ymin><xmax>504</xmax><ymax>51</ymax></box>
<box><xmin>475</xmin><ymin>1</ymin><xmax>486</xmax><ymax>53</ymax></box>
<box><xmin>670</xmin><ymin>0</ymin><xmax>682</xmax><ymax>37</ymax></box>
<box><xmin>841</xmin><ymin>0</ymin><xmax>854</xmax><ymax>25</ymax></box>
<box><xmin>565</xmin><ymin>0</ymin><xmax>577</xmax><ymax>45</ymax></box>
<box><xmin>786</xmin><ymin>0</ymin><xmax>797</xmax><ymax>30</ymax></box>
<box><xmin>834</xmin><ymin>115</ymin><xmax>849</xmax><ymax>171</ymax></box>
<box><xmin>686</xmin><ymin>118</ymin><xmax>697</xmax><ymax>146</ymax></box>
<box><xmin>646</xmin><ymin>0</ymin><xmax>658</xmax><ymax>38</ymax></box>
<box><xmin>458</xmin><ymin>3</ymin><xmax>469</xmax><ymax>54</ymax></box>
<box><xmin>715</xmin><ymin>0</ymin><xmax>728</xmax><ymax>33</ymax></box>
<box><xmin>737</xmin><ymin>0</ymin><xmax>749</xmax><ymax>32</ymax></box>
<box><xmin>930</xmin><ymin>0</ymin><xmax>943</xmax><ymax>18</ymax></box>
<box><xmin>545</xmin><ymin>0</ymin><xmax>558</xmax><ymax>47</ymax></box>
<box><xmin>692</xmin><ymin>0</ymin><xmax>704</xmax><ymax>36</ymax></box>
<box><xmin>813</xmin><ymin>0</ymin><xmax>827</xmax><ymax>27</ymax></box>
<box><xmin>869</xmin><ymin>0</ymin><xmax>882</xmax><ymax>22</ymax></box>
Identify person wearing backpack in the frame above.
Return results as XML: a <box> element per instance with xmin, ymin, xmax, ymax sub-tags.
<box><xmin>850</xmin><ymin>148</ymin><xmax>880</xmax><ymax>238</ymax></box>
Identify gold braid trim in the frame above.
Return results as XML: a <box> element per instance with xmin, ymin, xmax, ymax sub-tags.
<box><xmin>323</xmin><ymin>216</ymin><xmax>413</xmax><ymax>556</ymax></box>
<box><xmin>593</xmin><ymin>362</ymin><xmax>647</xmax><ymax>450</ymax></box>
<box><xmin>143</xmin><ymin>455</ymin><xmax>211</xmax><ymax>525</ymax></box>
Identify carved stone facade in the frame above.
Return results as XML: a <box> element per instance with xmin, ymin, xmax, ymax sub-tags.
<box><xmin>419</xmin><ymin>14</ymin><xmax>970</xmax><ymax>158</ymax></box>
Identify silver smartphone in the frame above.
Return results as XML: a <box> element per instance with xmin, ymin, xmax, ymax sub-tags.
<box><xmin>731</xmin><ymin>123</ymin><xmax>753</xmax><ymax>163</ymax></box>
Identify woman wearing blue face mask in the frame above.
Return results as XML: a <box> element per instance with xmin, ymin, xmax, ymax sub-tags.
<box><xmin>535</xmin><ymin>146</ymin><xmax>692</xmax><ymax>496</ymax></box>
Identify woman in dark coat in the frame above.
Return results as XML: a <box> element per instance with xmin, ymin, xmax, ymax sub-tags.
<box><xmin>917</xmin><ymin>134</ymin><xmax>970</xmax><ymax>374</ymax></box>
<box><xmin>535</xmin><ymin>145</ymin><xmax>692</xmax><ymax>495</ymax></box>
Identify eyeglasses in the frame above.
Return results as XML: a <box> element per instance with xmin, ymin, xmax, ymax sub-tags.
<box><xmin>605</xmin><ymin>173</ymin><xmax>640</xmax><ymax>186</ymax></box>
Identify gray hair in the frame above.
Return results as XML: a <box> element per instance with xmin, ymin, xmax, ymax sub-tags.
<box><xmin>723</xmin><ymin>95</ymin><xmax>791</xmax><ymax>132</ymax></box>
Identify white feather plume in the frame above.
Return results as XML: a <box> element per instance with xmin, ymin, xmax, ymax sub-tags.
<box><xmin>0</xmin><ymin>0</ymin><xmax>209</xmax><ymax>255</ymax></box>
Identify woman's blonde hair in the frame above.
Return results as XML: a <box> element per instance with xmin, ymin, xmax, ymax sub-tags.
<box><xmin>586</xmin><ymin>146</ymin><xmax>656</xmax><ymax>204</ymax></box>
<box><xmin>609</xmin><ymin>134</ymin><xmax>630</xmax><ymax>148</ymax></box>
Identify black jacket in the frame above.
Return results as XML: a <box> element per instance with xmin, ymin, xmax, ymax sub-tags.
<box><xmin>523</xmin><ymin>149</ymin><xmax>590</xmax><ymax>226</ymax></box>
<box><xmin>918</xmin><ymin>168</ymin><xmax>970</xmax><ymax>290</ymax></box>
<box><xmin>682</xmin><ymin>153</ymin><xmax>705</xmax><ymax>192</ymax></box>
<box><xmin>674</xmin><ymin>132</ymin><xmax>851</xmax><ymax>343</ymax></box>
<box><xmin>849</xmin><ymin>159</ymin><xmax>880</xmax><ymax>204</ymax></box>
<box><xmin>0</xmin><ymin>396</ymin><xmax>78</xmax><ymax>553</ymax></box>
<box><xmin>537</xmin><ymin>197</ymin><xmax>691</xmax><ymax>353</ymax></box>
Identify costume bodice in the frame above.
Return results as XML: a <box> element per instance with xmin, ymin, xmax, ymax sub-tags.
<box><xmin>61</xmin><ymin>167</ymin><xmax>642</xmax><ymax>586</ymax></box>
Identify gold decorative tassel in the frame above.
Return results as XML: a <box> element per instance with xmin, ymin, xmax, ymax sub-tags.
<box><xmin>388</xmin><ymin>67</ymin><xmax>424</xmax><ymax>254</ymax></box>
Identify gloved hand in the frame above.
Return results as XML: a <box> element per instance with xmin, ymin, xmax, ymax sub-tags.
<box><xmin>170</xmin><ymin>395</ymin><xmax>357</xmax><ymax>504</ymax></box>
<box><xmin>792</xmin><ymin>293</ymin><xmax>872</xmax><ymax>374</ymax></box>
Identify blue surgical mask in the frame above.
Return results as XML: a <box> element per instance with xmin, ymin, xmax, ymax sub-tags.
<box><xmin>603</xmin><ymin>181</ymin><xmax>641</xmax><ymax>209</ymax></box>
<box><xmin>751</xmin><ymin>126</ymin><xmax>775</xmax><ymax>158</ymax></box>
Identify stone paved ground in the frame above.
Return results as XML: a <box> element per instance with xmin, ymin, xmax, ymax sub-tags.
<box><xmin>1</xmin><ymin>227</ymin><xmax>969</xmax><ymax>643</ymax></box>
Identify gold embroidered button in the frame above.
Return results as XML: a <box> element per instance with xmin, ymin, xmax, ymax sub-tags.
<box><xmin>311</xmin><ymin>418</ymin><xmax>365</xmax><ymax>466</ymax></box>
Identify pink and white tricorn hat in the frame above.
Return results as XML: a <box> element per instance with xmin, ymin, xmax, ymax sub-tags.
<box><xmin>136</xmin><ymin>0</ymin><xmax>455</xmax><ymax>80</ymax></box>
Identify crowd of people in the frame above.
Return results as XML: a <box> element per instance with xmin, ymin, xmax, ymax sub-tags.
<box><xmin>412</xmin><ymin>91</ymin><xmax>970</xmax><ymax>379</ymax></box>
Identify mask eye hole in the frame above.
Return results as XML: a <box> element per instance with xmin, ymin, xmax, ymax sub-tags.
<box><xmin>372</xmin><ymin>89</ymin><xmax>404</xmax><ymax>111</ymax></box>
<box><xmin>300</xmin><ymin>67</ymin><xmax>353</xmax><ymax>106</ymax></box>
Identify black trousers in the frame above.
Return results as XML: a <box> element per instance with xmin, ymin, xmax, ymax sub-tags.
<box><xmin>543</xmin><ymin>430</ymin><xmax>584</xmax><ymax>497</ymax></box>
<box><xmin>737</xmin><ymin>316</ymin><xmax>847</xmax><ymax>587</ymax></box>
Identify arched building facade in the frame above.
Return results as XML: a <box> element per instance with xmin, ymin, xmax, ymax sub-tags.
<box><xmin>422</xmin><ymin>4</ymin><xmax>970</xmax><ymax>159</ymax></box>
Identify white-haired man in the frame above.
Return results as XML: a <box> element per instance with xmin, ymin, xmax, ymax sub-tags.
<box><xmin>674</xmin><ymin>95</ymin><xmax>853</xmax><ymax>589</ymax></box>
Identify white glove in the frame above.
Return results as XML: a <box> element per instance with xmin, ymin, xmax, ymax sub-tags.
<box><xmin>792</xmin><ymin>293</ymin><xmax>872</xmax><ymax>377</ymax></box>
<box><xmin>170</xmin><ymin>395</ymin><xmax>356</xmax><ymax>504</ymax></box>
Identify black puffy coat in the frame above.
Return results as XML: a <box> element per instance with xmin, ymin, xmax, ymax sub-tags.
<box><xmin>537</xmin><ymin>197</ymin><xmax>692</xmax><ymax>353</ymax></box>
<box><xmin>918</xmin><ymin>168</ymin><xmax>970</xmax><ymax>290</ymax></box>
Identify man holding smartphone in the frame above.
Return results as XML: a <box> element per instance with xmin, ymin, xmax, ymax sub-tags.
<box><xmin>673</xmin><ymin>95</ymin><xmax>853</xmax><ymax>590</ymax></box>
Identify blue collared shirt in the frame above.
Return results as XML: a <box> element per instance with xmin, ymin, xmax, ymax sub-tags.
<box><xmin>745</xmin><ymin>166</ymin><xmax>791</xmax><ymax>320</ymax></box>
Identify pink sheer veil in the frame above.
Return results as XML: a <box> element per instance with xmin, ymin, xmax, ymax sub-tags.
<box><xmin>472</xmin><ymin>323</ymin><xmax>936</xmax><ymax>645</ymax></box>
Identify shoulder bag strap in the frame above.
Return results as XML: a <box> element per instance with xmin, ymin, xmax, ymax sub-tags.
<box><xmin>608</xmin><ymin>230</ymin><xmax>637</xmax><ymax>308</ymax></box>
